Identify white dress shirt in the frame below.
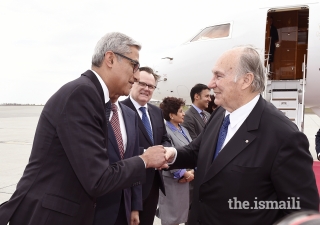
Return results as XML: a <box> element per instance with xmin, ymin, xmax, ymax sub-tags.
<box><xmin>129</xmin><ymin>95</ymin><xmax>153</xmax><ymax>132</ymax></box>
<box><xmin>91</xmin><ymin>69</ymin><xmax>127</xmax><ymax>152</ymax></box>
<box><xmin>220</xmin><ymin>94</ymin><xmax>260</xmax><ymax>151</ymax></box>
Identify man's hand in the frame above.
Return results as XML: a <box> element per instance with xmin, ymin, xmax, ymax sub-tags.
<box><xmin>130</xmin><ymin>210</ymin><xmax>139</xmax><ymax>225</ymax></box>
<box><xmin>139</xmin><ymin>145</ymin><xmax>168</xmax><ymax>169</ymax></box>
<box><xmin>164</xmin><ymin>147</ymin><xmax>176</xmax><ymax>163</ymax></box>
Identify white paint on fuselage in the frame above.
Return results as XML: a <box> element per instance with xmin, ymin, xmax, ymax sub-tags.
<box><xmin>153</xmin><ymin>2</ymin><xmax>320</xmax><ymax>117</ymax></box>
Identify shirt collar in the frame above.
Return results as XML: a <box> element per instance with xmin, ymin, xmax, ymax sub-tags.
<box><xmin>166</xmin><ymin>120</ymin><xmax>178</xmax><ymax>132</ymax></box>
<box><xmin>90</xmin><ymin>69</ymin><xmax>109</xmax><ymax>103</ymax></box>
<box><xmin>226</xmin><ymin>94</ymin><xmax>260</xmax><ymax>128</ymax></box>
<box><xmin>129</xmin><ymin>95</ymin><xmax>148</xmax><ymax>111</ymax></box>
<box><xmin>191</xmin><ymin>104</ymin><xmax>203</xmax><ymax>114</ymax></box>
<box><xmin>112</xmin><ymin>101</ymin><xmax>122</xmax><ymax>115</ymax></box>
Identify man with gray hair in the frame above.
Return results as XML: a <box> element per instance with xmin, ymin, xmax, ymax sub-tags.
<box><xmin>165</xmin><ymin>46</ymin><xmax>319</xmax><ymax>225</ymax></box>
<box><xmin>0</xmin><ymin>32</ymin><xmax>168</xmax><ymax>225</ymax></box>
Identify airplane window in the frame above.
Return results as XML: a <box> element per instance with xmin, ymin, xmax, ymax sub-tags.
<box><xmin>191</xmin><ymin>24</ymin><xmax>230</xmax><ymax>42</ymax></box>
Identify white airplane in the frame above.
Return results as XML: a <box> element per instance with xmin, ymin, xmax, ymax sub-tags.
<box><xmin>152</xmin><ymin>1</ymin><xmax>320</xmax><ymax>131</ymax></box>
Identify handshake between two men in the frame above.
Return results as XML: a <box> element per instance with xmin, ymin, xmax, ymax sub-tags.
<box><xmin>139</xmin><ymin>146</ymin><xmax>176</xmax><ymax>169</ymax></box>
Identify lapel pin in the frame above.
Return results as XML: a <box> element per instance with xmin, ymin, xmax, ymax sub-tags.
<box><xmin>245</xmin><ymin>140</ymin><xmax>249</xmax><ymax>143</ymax></box>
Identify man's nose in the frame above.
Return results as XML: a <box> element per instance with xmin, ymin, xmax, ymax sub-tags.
<box><xmin>208</xmin><ymin>78</ymin><xmax>216</xmax><ymax>89</ymax></box>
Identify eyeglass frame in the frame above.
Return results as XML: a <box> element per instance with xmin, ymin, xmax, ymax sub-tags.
<box><xmin>113</xmin><ymin>52</ymin><xmax>140</xmax><ymax>73</ymax></box>
<box><xmin>137</xmin><ymin>81</ymin><xmax>157</xmax><ymax>90</ymax></box>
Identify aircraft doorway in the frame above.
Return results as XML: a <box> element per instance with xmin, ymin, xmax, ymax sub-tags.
<box><xmin>265</xmin><ymin>8</ymin><xmax>309</xmax><ymax>81</ymax></box>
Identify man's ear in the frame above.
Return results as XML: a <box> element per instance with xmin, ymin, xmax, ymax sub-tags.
<box><xmin>242</xmin><ymin>72</ymin><xmax>254</xmax><ymax>90</ymax></box>
<box><xmin>104</xmin><ymin>51</ymin><xmax>115</xmax><ymax>68</ymax></box>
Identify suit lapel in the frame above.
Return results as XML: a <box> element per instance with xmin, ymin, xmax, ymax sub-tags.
<box><xmin>173</xmin><ymin>130</ymin><xmax>189</xmax><ymax>145</ymax></box>
<box><xmin>201</xmin><ymin>96</ymin><xmax>264</xmax><ymax>184</ymax></box>
<box><xmin>120</xmin><ymin>103</ymin><xmax>134</xmax><ymax>159</ymax></box>
<box><xmin>81</xmin><ymin>70</ymin><xmax>105</xmax><ymax>104</ymax></box>
<box><xmin>81</xmin><ymin>70</ymin><xmax>108</xmax><ymax>147</ymax></box>
<box><xmin>122</xmin><ymin>98</ymin><xmax>153</xmax><ymax>145</ymax></box>
<box><xmin>167</xmin><ymin>124</ymin><xmax>190</xmax><ymax>145</ymax></box>
<box><xmin>147</xmin><ymin>104</ymin><xmax>156</xmax><ymax>145</ymax></box>
<box><xmin>190</xmin><ymin>106</ymin><xmax>205</xmax><ymax>127</ymax></box>
<box><xmin>108</xmin><ymin>123</ymin><xmax>121</xmax><ymax>160</ymax></box>
<box><xmin>196</xmin><ymin>110</ymin><xmax>224</xmax><ymax>177</ymax></box>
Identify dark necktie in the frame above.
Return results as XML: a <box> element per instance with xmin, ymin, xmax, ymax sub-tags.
<box><xmin>213</xmin><ymin>114</ymin><xmax>230</xmax><ymax>160</ymax></box>
<box><xmin>110</xmin><ymin>103</ymin><xmax>125</xmax><ymax>159</ymax></box>
<box><xmin>200</xmin><ymin>111</ymin><xmax>207</xmax><ymax>124</ymax></box>
<box><xmin>139</xmin><ymin>107</ymin><xmax>154</xmax><ymax>144</ymax></box>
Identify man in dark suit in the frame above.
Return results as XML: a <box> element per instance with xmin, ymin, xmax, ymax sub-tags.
<box><xmin>0</xmin><ymin>32</ymin><xmax>168</xmax><ymax>225</ymax></box>
<box><xmin>181</xmin><ymin>83</ymin><xmax>211</xmax><ymax>225</ymax></box>
<box><xmin>165</xmin><ymin>46</ymin><xmax>319</xmax><ymax>225</ymax></box>
<box><xmin>182</xmin><ymin>83</ymin><xmax>211</xmax><ymax>140</ymax></box>
<box><xmin>93</xmin><ymin>99</ymin><xmax>142</xmax><ymax>225</ymax></box>
<box><xmin>122</xmin><ymin>66</ymin><xmax>171</xmax><ymax>225</ymax></box>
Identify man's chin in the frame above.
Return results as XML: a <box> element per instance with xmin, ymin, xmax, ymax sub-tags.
<box><xmin>138</xmin><ymin>97</ymin><xmax>149</xmax><ymax>105</ymax></box>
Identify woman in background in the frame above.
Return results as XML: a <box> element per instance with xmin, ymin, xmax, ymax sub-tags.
<box><xmin>158</xmin><ymin>97</ymin><xmax>194</xmax><ymax>225</ymax></box>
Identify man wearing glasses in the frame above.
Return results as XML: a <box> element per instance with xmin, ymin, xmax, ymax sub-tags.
<box><xmin>122</xmin><ymin>67</ymin><xmax>172</xmax><ymax>225</ymax></box>
<box><xmin>0</xmin><ymin>32</ymin><xmax>168</xmax><ymax>225</ymax></box>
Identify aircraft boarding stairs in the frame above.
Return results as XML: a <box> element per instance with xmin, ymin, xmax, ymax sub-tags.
<box><xmin>265</xmin><ymin>80</ymin><xmax>304</xmax><ymax>131</ymax></box>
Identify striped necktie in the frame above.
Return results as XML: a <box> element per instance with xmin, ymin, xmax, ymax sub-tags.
<box><xmin>110</xmin><ymin>104</ymin><xmax>125</xmax><ymax>159</ymax></box>
<box><xmin>200</xmin><ymin>111</ymin><xmax>207</xmax><ymax>124</ymax></box>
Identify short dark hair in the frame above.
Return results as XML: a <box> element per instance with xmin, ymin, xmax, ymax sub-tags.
<box><xmin>205</xmin><ymin>95</ymin><xmax>218</xmax><ymax>114</ymax></box>
<box><xmin>160</xmin><ymin>97</ymin><xmax>185</xmax><ymax>121</ymax></box>
<box><xmin>190</xmin><ymin>83</ymin><xmax>210</xmax><ymax>103</ymax></box>
<box><xmin>139</xmin><ymin>66</ymin><xmax>160</xmax><ymax>83</ymax></box>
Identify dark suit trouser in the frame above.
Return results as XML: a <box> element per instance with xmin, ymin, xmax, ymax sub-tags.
<box><xmin>139</xmin><ymin>175</ymin><xmax>160</xmax><ymax>225</ymax></box>
<box><xmin>114</xmin><ymin>193</ymin><xmax>127</xmax><ymax>225</ymax></box>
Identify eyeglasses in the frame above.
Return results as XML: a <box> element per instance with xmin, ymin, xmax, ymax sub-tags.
<box><xmin>137</xmin><ymin>81</ymin><xmax>157</xmax><ymax>90</ymax></box>
<box><xmin>114</xmin><ymin>52</ymin><xmax>140</xmax><ymax>73</ymax></box>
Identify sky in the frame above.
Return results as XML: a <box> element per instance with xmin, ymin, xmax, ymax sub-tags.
<box><xmin>0</xmin><ymin>0</ymin><xmax>312</xmax><ymax>104</ymax></box>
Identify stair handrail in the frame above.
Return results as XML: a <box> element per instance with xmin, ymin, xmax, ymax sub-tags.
<box><xmin>300</xmin><ymin>54</ymin><xmax>307</xmax><ymax>132</ymax></box>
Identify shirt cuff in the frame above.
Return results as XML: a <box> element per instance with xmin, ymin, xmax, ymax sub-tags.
<box><xmin>168</xmin><ymin>147</ymin><xmax>178</xmax><ymax>165</ymax></box>
<box><xmin>138</xmin><ymin>156</ymin><xmax>146</xmax><ymax>168</ymax></box>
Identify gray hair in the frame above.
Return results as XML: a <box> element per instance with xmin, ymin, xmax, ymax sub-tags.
<box><xmin>92</xmin><ymin>32</ymin><xmax>141</xmax><ymax>67</ymax></box>
<box><xmin>235</xmin><ymin>46</ymin><xmax>266</xmax><ymax>93</ymax></box>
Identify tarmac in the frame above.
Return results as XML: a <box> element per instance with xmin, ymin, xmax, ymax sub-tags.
<box><xmin>1</xmin><ymin>105</ymin><xmax>320</xmax><ymax>224</ymax></box>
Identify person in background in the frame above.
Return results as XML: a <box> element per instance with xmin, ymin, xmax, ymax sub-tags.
<box><xmin>182</xmin><ymin>83</ymin><xmax>211</xmax><ymax>140</ymax></box>
<box><xmin>93</xmin><ymin>87</ymin><xmax>143</xmax><ymax>224</ymax></box>
<box><xmin>204</xmin><ymin>94</ymin><xmax>218</xmax><ymax>114</ymax></box>
<box><xmin>268</xmin><ymin>16</ymin><xmax>279</xmax><ymax>78</ymax></box>
<box><xmin>121</xmin><ymin>67</ymin><xmax>172</xmax><ymax>225</ymax></box>
<box><xmin>158</xmin><ymin>97</ymin><xmax>194</xmax><ymax>225</ymax></box>
<box><xmin>181</xmin><ymin>83</ymin><xmax>211</xmax><ymax>225</ymax></box>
